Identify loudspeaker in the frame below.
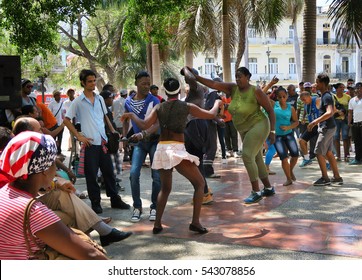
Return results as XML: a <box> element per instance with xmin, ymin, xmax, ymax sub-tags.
<box><xmin>0</xmin><ymin>55</ymin><xmax>21</xmax><ymax>109</ymax></box>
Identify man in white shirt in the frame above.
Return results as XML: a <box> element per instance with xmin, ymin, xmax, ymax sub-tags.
<box><xmin>48</xmin><ymin>90</ymin><xmax>64</xmax><ymax>156</ymax></box>
<box><xmin>348</xmin><ymin>82</ymin><xmax>362</xmax><ymax>165</ymax></box>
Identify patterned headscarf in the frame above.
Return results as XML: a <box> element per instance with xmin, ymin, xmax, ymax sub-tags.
<box><xmin>0</xmin><ymin>131</ymin><xmax>57</xmax><ymax>187</ymax></box>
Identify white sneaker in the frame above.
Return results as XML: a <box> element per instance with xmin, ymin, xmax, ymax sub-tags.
<box><xmin>130</xmin><ymin>208</ymin><xmax>142</xmax><ymax>223</ymax></box>
<box><xmin>149</xmin><ymin>209</ymin><xmax>156</xmax><ymax>221</ymax></box>
<box><xmin>222</xmin><ymin>158</ymin><xmax>227</xmax><ymax>164</ymax></box>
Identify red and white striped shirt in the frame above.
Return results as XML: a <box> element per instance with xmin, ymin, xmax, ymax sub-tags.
<box><xmin>0</xmin><ymin>184</ymin><xmax>60</xmax><ymax>260</ymax></box>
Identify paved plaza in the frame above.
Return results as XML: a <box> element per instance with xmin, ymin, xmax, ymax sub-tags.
<box><xmin>62</xmin><ymin>133</ymin><xmax>362</xmax><ymax>260</ymax></box>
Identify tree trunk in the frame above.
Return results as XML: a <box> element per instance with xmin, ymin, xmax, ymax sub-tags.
<box><xmin>222</xmin><ymin>1</ymin><xmax>232</xmax><ymax>82</ymax></box>
<box><xmin>356</xmin><ymin>44</ymin><xmax>361</xmax><ymax>82</ymax></box>
<box><xmin>235</xmin><ymin>24</ymin><xmax>246</xmax><ymax>72</ymax></box>
<box><xmin>147</xmin><ymin>43</ymin><xmax>152</xmax><ymax>79</ymax></box>
<box><xmin>293</xmin><ymin>24</ymin><xmax>302</xmax><ymax>82</ymax></box>
<box><xmin>302</xmin><ymin>0</ymin><xmax>316</xmax><ymax>82</ymax></box>
<box><xmin>185</xmin><ymin>47</ymin><xmax>194</xmax><ymax>68</ymax></box>
<box><xmin>151</xmin><ymin>43</ymin><xmax>161</xmax><ymax>89</ymax></box>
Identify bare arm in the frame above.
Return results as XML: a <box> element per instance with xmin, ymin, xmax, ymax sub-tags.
<box><xmin>182</xmin><ymin>66</ymin><xmax>234</xmax><ymax>97</ymax></box>
<box><xmin>262</xmin><ymin>76</ymin><xmax>279</xmax><ymax>94</ymax></box>
<box><xmin>307</xmin><ymin>104</ymin><xmax>334</xmax><ymax>131</ymax></box>
<box><xmin>188</xmin><ymin>100</ymin><xmax>222</xmax><ymax>119</ymax></box>
<box><xmin>348</xmin><ymin>109</ymin><xmax>353</xmax><ymax>126</ymax></box>
<box><xmin>280</xmin><ymin>107</ymin><xmax>299</xmax><ymax>131</ymax></box>
<box><xmin>121</xmin><ymin>106</ymin><xmax>158</xmax><ymax>131</ymax></box>
<box><xmin>36</xmin><ymin>221</ymin><xmax>107</xmax><ymax>260</ymax></box>
<box><xmin>255</xmin><ymin>87</ymin><xmax>276</xmax><ymax>144</ymax></box>
<box><xmin>63</xmin><ymin>117</ymin><xmax>93</xmax><ymax>147</ymax></box>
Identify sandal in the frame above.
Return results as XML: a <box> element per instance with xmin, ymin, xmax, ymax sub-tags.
<box><xmin>152</xmin><ymin>226</ymin><xmax>163</xmax><ymax>234</ymax></box>
<box><xmin>189</xmin><ymin>224</ymin><xmax>208</xmax><ymax>234</ymax></box>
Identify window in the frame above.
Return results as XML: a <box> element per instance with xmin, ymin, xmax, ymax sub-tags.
<box><xmin>205</xmin><ymin>58</ymin><xmax>215</xmax><ymax>75</ymax></box>
<box><xmin>323</xmin><ymin>55</ymin><xmax>331</xmax><ymax>73</ymax></box>
<box><xmin>248</xmin><ymin>58</ymin><xmax>258</xmax><ymax>74</ymax></box>
<box><xmin>342</xmin><ymin>57</ymin><xmax>349</xmax><ymax>73</ymax></box>
<box><xmin>269</xmin><ymin>58</ymin><xmax>278</xmax><ymax>74</ymax></box>
<box><xmin>289</xmin><ymin>58</ymin><xmax>296</xmax><ymax>74</ymax></box>
<box><xmin>289</xmin><ymin>25</ymin><xmax>294</xmax><ymax>39</ymax></box>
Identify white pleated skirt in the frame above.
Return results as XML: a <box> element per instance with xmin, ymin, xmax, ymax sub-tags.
<box><xmin>152</xmin><ymin>141</ymin><xmax>200</xmax><ymax>170</ymax></box>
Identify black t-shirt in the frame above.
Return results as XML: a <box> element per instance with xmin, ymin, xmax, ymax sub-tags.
<box><xmin>319</xmin><ymin>91</ymin><xmax>336</xmax><ymax>129</ymax></box>
<box><xmin>287</xmin><ymin>94</ymin><xmax>298</xmax><ymax>110</ymax></box>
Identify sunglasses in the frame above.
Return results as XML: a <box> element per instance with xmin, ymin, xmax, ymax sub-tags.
<box><xmin>27</xmin><ymin>85</ymin><xmax>33</xmax><ymax>89</ymax></box>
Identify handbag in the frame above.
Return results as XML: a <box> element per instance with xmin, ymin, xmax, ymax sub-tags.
<box><xmin>23</xmin><ymin>198</ymin><xmax>106</xmax><ymax>260</ymax></box>
<box><xmin>106</xmin><ymin>131</ymin><xmax>120</xmax><ymax>154</ymax></box>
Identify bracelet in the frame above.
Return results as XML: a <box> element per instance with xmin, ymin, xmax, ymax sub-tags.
<box><xmin>270</xmin><ymin>130</ymin><xmax>276</xmax><ymax>134</ymax></box>
<box><xmin>138</xmin><ymin>132</ymin><xmax>144</xmax><ymax>139</ymax></box>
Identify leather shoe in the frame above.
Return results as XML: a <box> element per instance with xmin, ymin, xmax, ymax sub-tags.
<box><xmin>111</xmin><ymin>195</ymin><xmax>130</xmax><ymax>209</ymax></box>
<box><xmin>152</xmin><ymin>226</ymin><xmax>163</xmax><ymax>234</ymax></box>
<box><xmin>92</xmin><ymin>204</ymin><xmax>103</xmax><ymax>214</ymax></box>
<box><xmin>189</xmin><ymin>223</ymin><xmax>208</xmax><ymax>234</ymax></box>
<box><xmin>100</xmin><ymin>228</ymin><xmax>133</xmax><ymax>246</ymax></box>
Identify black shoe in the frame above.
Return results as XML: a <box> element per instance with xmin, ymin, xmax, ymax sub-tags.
<box><xmin>111</xmin><ymin>195</ymin><xmax>130</xmax><ymax>209</ymax></box>
<box><xmin>313</xmin><ymin>177</ymin><xmax>331</xmax><ymax>186</ymax></box>
<box><xmin>261</xmin><ymin>187</ymin><xmax>275</xmax><ymax>197</ymax></box>
<box><xmin>99</xmin><ymin>228</ymin><xmax>133</xmax><ymax>246</ymax></box>
<box><xmin>189</xmin><ymin>224</ymin><xmax>208</xmax><ymax>234</ymax></box>
<box><xmin>92</xmin><ymin>204</ymin><xmax>103</xmax><ymax>214</ymax></box>
<box><xmin>152</xmin><ymin>226</ymin><xmax>163</xmax><ymax>234</ymax></box>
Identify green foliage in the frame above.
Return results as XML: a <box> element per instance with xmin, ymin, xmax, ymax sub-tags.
<box><xmin>123</xmin><ymin>0</ymin><xmax>194</xmax><ymax>46</ymax></box>
<box><xmin>0</xmin><ymin>0</ymin><xmax>99</xmax><ymax>56</ymax></box>
<box><xmin>328</xmin><ymin>0</ymin><xmax>362</xmax><ymax>47</ymax></box>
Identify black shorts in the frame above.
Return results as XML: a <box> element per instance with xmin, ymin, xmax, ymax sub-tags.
<box><xmin>300</xmin><ymin>126</ymin><xmax>318</xmax><ymax>142</ymax></box>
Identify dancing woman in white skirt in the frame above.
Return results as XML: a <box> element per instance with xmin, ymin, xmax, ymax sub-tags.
<box><xmin>121</xmin><ymin>77</ymin><xmax>221</xmax><ymax>234</ymax></box>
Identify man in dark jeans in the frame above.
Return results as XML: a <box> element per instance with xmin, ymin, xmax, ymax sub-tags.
<box><xmin>64</xmin><ymin>69</ymin><xmax>130</xmax><ymax>215</ymax></box>
<box><xmin>348</xmin><ymin>82</ymin><xmax>362</xmax><ymax>165</ymax></box>
<box><xmin>182</xmin><ymin>66</ymin><xmax>214</xmax><ymax>204</ymax></box>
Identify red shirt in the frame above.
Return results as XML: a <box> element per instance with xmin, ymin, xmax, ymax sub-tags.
<box><xmin>0</xmin><ymin>184</ymin><xmax>60</xmax><ymax>260</ymax></box>
<box><xmin>222</xmin><ymin>96</ymin><xmax>233</xmax><ymax>122</ymax></box>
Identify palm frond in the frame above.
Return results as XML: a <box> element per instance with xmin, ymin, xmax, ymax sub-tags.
<box><xmin>328</xmin><ymin>0</ymin><xmax>362</xmax><ymax>47</ymax></box>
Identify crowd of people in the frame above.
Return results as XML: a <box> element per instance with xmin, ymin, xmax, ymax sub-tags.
<box><xmin>0</xmin><ymin>65</ymin><xmax>361</xmax><ymax>259</ymax></box>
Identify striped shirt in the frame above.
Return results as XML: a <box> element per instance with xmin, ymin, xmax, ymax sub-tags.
<box><xmin>0</xmin><ymin>184</ymin><xmax>60</xmax><ymax>260</ymax></box>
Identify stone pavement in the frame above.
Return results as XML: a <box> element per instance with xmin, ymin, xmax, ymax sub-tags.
<box><xmin>61</xmin><ymin>137</ymin><xmax>362</xmax><ymax>260</ymax></box>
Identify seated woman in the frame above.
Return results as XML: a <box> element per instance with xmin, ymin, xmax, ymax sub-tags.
<box><xmin>0</xmin><ymin>131</ymin><xmax>107</xmax><ymax>259</ymax></box>
<box><xmin>10</xmin><ymin>116</ymin><xmax>132</xmax><ymax>247</ymax></box>
<box><xmin>121</xmin><ymin>78</ymin><xmax>221</xmax><ymax>234</ymax></box>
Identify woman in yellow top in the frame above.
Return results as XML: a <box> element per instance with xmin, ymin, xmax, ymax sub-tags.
<box><xmin>192</xmin><ymin>66</ymin><xmax>276</xmax><ymax>204</ymax></box>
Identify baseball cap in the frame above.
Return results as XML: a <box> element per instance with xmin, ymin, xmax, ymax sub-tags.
<box><xmin>120</xmin><ymin>89</ymin><xmax>128</xmax><ymax>96</ymax></box>
<box><xmin>150</xmin><ymin>85</ymin><xmax>159</xmax><ymax>90</ymax></box>
<box><xmin>303</xmin><ymin>82</ymin><xmax>312</xmax><ymax>88</ymax></box>
<box><xmin>21</xmin><ymin>78</ymin><xmax>32</xmax><ymax>87</ymax></box>
<box><xmin>163</xmin><ymin>78</ymin><xmax>180</xmax><ymax>95</ymax></box>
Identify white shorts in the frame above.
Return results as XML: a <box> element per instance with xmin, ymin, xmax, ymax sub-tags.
<box><xmin>152</xmin><ymin>141</ymin><xmax>200</xmax><ymax>170</ymax></box>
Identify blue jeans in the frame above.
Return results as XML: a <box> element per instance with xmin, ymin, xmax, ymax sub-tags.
<box><xmin>130</xmin><ymin>141</ymin><xmax>160</xmax><ymax>209</ymax></box>
<box><xmin>274</xmin><ymin>132</ymin><xmax>299</xmax><ymax>161</ymax></box>
<box><xmin>334</xmin><ymin>119</ymin><xmax>349</xmax><ymax>140</ymax></box>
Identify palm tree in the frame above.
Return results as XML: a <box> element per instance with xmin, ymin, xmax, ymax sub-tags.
<box><xmin>302</xmin><ymin>0</ymin><xmax>316</xmax><ymax>83</ymax></box>
<box><xmin>285</xmin><ymin>0</ymin><xmax>304</xmax><ymax>82</ymax></box>
<box><xmin>175</xmin><ymin>1</ymin><xmax>219</xmax><ymax>68</ymax></box>
<box><xmin>328</xmin><ymin>0</ymin><xmax>362</xmax><ymax>82</ymax></box>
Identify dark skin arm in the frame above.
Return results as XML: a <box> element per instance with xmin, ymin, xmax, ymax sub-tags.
<box><xmin>36</xmin><ymin>221</ymin><xmax>107</xmax><ymax>260</ymax></box>
<box><xmin>121</xmin><ymin>101</ymin><xmax>222</xmax><ymax>130</ymax></box>
<box><xmin>182</xmin><ymin>66</ymin><xmax>234</xmax><ymax>97</ymax></box>
<box><xmin>255</xmin><ymin>87</ymin><xmax>276</xmax><ymax>144</ymax></box>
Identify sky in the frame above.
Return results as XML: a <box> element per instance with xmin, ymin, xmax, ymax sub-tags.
<box><xmin>317</xmin><ymin>0</ymin><xmax>331</xmax><ymax>6</ymax></box>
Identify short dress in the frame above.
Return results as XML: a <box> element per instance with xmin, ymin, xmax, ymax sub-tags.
<box><xmin>151</xmin><ymin>100</ymin><xmax>200</xmax><ymax>170</ymax></box>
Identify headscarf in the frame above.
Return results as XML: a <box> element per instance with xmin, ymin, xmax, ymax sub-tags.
<box><xmin>0</xmin><ymin>131</ymin><xmax>57</xmax><ymax>187</ymax></box>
